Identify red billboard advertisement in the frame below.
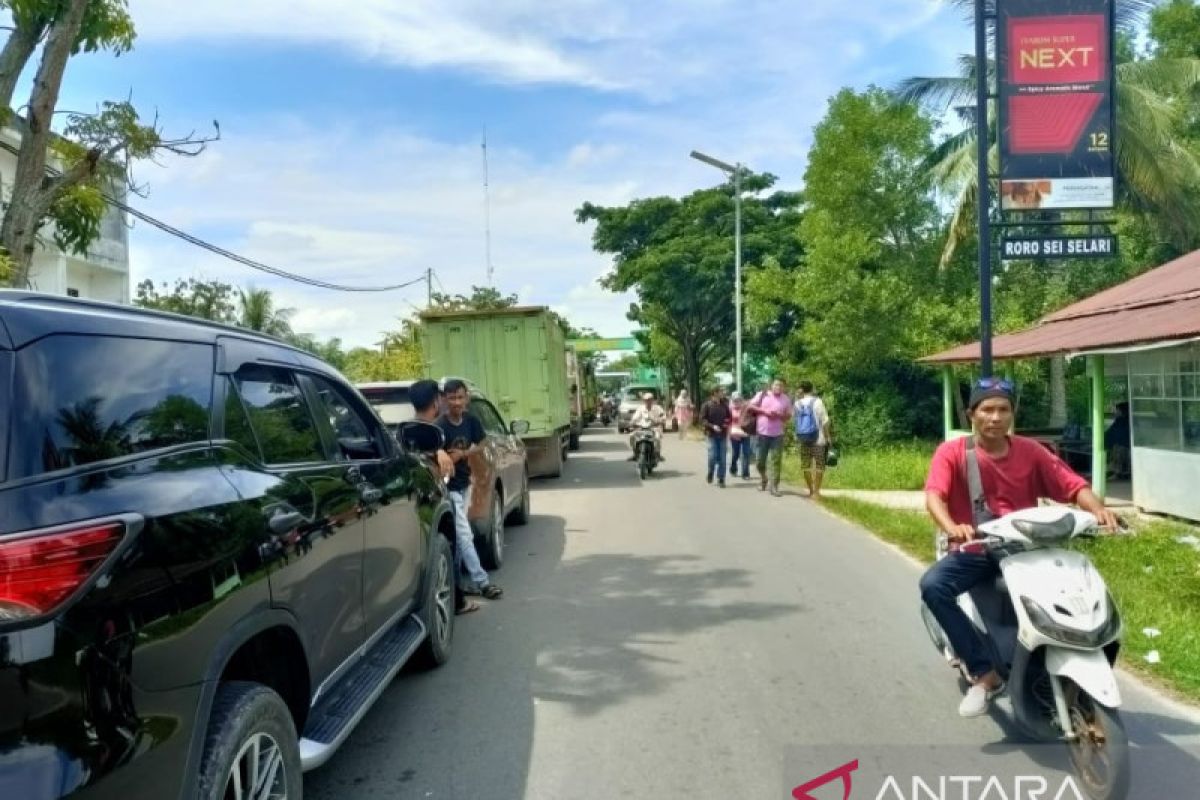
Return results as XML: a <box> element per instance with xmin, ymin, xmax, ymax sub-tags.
<box><xmin>997</xmin><ymin>0</ymin><xmax>1115</xmax><ymax>211</ymax></box>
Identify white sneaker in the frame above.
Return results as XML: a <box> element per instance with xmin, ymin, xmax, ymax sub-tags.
<box><xmin>958</xmin><ymin>682</ymin><xmax>1002</xmax><ymax>717</ymax></box>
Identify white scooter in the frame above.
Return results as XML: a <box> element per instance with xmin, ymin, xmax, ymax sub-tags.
<box><xmin>920</xmin><ymin>506</ymin><xmax>1129</xmax><ymax>800</ymax></box>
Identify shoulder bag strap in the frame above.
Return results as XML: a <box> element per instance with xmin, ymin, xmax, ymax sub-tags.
<box><xmin>964</xmin><ymin>437</ymin><xmax>994</xmax><ymax>526</ymax></box>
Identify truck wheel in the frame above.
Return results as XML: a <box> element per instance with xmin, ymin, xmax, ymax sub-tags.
<box><xmin>196</xmin><ymin>682</ymin><xmax>301</xmax><ymax>800</ymax></box>
<box><xmin>546</xmin><ymin>443</ymin><xmax>564</xmax><ymax>479</ymax></box>
<box><xmin>569</xmin><ymin>431</ymin><xmax>580</xmax><ymax>451</ymax></box>
<box><xmin>416</xmin><ymin>533</ymin><xmax>455</xmax><ymax>669</ymax></box>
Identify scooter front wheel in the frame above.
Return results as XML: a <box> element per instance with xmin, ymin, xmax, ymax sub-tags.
<box><xmin>1064</xmin><ymin>680</ymin><xmax>1130</xmax><ymax>800</ymax></box>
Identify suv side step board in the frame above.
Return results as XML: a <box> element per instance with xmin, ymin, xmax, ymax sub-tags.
<box><xmin>299</xmin><ymin>614</ymin><xmax>426</xmax><ymax>770</ymax></box>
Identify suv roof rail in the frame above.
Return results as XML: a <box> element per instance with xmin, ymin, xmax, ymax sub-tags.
<box><xmin>0</xmin><ymin>290</ymin><xmax>311</xmax><ymax>355</ymax></box>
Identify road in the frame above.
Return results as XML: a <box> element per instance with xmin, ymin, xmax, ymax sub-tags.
<box><xmin>305</xmin><ymin>427</ymin><xmax>1200</xmax><ymax>799</ymax></box>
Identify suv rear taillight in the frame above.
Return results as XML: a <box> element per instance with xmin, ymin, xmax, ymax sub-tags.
<box><xmin>0</xmin><ymin>522</ymin><xmax>125</xmax><ymax>622</ymax></box>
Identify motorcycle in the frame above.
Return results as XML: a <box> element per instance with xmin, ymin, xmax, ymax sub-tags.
<box><xmin>920</xmin><ymin>506</ymin><xmax>1129</xmax><ymax>800</ymax></box>
<box><xmin>631</xmin><ymin>420</ymin><xmax>660</xmax><ymax>479</ymax></box>
<box><xmin>600</xmin><ymin>398</ymin><xmax>614</xmax><ymax>427</ymax></box>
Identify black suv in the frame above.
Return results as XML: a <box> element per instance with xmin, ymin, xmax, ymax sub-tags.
<box><xmin>0</xmin><ymin>292</ymin><xmax>459</xmax><ymax>800</ymax></box>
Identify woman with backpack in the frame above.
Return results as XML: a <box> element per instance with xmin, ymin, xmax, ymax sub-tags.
<box><xmin>794</xmin><ymin>381</ymin><xmax>832</xmax><ymax>499</ymax></box>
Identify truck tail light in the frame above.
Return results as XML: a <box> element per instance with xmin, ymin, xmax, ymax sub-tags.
<box><xmin>0</xmin><ymin>522</ymin><xmax>125</xmax><ymax>622</ymax></box>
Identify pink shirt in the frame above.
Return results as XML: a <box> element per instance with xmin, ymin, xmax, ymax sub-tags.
<box><xmin>753</xmin><ymin>391</ymin><xmax>792</xmax><ymax>437</ymax></box>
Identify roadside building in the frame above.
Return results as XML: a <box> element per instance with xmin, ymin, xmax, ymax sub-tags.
<box><xmin>0</xmin><ymin>124</ymin><xmax>130</xmax><ymax>303</ymax></box>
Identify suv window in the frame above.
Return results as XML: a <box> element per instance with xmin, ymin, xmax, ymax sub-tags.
<box><xmin>229</xmin><ymin>365</ymin><xmax>324</xmax><ymax>464</ymax></box>
<box><xmin>10</xmin><ymin>335</ymin><xmax>213</xmax><ymax>478</ymax></box>
<box><xmin>310</xmin><ymin>375</ymin><xmax>381</xmax><ymax>461</ymax></box>
<box><xmin>470</xmin><ymin>398</ymin><xmax>506</xmax><ymax>437</ymax></box>
<box><xmin>358</xmin><ymin>385</ymin><xmax>414</xmax><ymax>428</ymax></box>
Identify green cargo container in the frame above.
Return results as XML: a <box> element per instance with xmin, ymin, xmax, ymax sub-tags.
<box><xmin>420</xmin><ymin>306</ymin><xmax>572</xmax><ymax>478</ymax></box>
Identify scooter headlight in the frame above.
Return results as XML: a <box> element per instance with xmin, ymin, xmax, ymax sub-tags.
<box><xmin>1020</xmin><ymin>594</ymin><xmax>1122</xmax><ymax>648</ymax></box>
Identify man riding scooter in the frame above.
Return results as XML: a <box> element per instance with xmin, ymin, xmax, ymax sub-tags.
<box><xmin>627</xmin><ymin>392</ymin><xmax>667</xmax><ymax>461</ymax></box>
<box><xmin>919</xmin><ymin>378</ymin><xmax>1120</xmax><ymax>717</ymax></box>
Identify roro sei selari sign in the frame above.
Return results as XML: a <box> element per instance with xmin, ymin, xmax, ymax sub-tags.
<box><xmin>1001</xmin><ymin>234</ymin><xmax>1117</xmax><ymax>260</ymax></box>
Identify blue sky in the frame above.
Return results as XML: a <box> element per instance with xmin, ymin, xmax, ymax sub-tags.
<box><xmin>52</xmin><ymin>0</ymin><xmax>973</xmax><ymax>349</ymax></box>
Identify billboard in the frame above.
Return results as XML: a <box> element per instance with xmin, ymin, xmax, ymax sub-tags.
<box><xmin>997</xmin><ymin>0</ymin><xmax>1115</xmax><ymax>211</ymax></box>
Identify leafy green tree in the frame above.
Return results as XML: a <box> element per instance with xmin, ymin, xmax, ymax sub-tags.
<box><xmin>0</xmin><ymin>0</ymin><xmax>217</xmax><ymax>286</ymax></box>
<box><xmin>429</xmin><ymin>285</ymin><xmax>518</xmax><ymax>311</ymax></box>
<box><xmin>288</xmin><ymin>334</ymin><xmax>348</xmax><ymax>369</ymax></box>
<box><xmin>1151</xmin><ymin>0</ymin><xmax>1200</xmax><ymax>59</ymax></box>
<box><xmin>134</xmin><ymin>277</ymin><xmax>237</xmax><ymax>322</ymax></box>
<box><xmin>753</xmin><ymin>87</ymin><xmax>949</xmax><ymax>443</ymax></box>
<box><xmin>237</xmin><ymin>287</ymin><xmax>294</xmax><ymax>337</ymax></box>
<box><xmin>577</xmin><ymin>176</ymin><xmax>802</xmax><ymax>402</ymax></box>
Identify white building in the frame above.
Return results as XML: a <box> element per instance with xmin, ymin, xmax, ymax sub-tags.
<box><xmin>0</xmin><ymin>125</ymin><xmax>130</xmax><ymax>303</ymax></box>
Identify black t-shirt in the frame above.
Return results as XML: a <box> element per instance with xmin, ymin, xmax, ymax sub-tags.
<box><xmin>700</xmin><ymin>400</ymin><xmax>731</xmax><ymax>438</ymax></box>
<box><xmin>438</xmin><ymin>412</ymin><xmax>486</xmax><ymax>491</ymax></box>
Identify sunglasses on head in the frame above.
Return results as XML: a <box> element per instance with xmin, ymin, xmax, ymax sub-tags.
<box><xmin>975</xmin><ymin>377</ymin><xmax>1015</xmax><ymax>393</ymax></box>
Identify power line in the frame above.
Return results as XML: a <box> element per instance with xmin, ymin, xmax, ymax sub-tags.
<box><xmin>0</xmin><ymin>139</ymin><xmax>428</xmax><ymax>293</ymax></box>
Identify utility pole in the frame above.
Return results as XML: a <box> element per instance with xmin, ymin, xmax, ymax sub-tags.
<box><xmin>482</xmin><ymin>127</ymin><xmax>494</xmax><ymax>287</ymax></box>
<box><xmin>426</xmin><ymin>267</ymin><xmax>433</xmax><ymax>307</ymax></box>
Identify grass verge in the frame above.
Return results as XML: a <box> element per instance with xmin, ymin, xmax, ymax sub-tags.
<box><xmin>820</xmin><ymin>496</ymin><xmax>1200</xmax><ymax>704</ymax></box>
<box><xmin>782</xmin><ymin>440</ymin><xmax>936</xmax><ymax>491</ymax></box>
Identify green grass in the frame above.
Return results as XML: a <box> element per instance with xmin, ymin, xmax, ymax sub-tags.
<box><xmin>820</xmin><ymin>496</ymin><xmax>1200</xmax><ymax>703</ymax></box>
<box><xmin>782</xmin><ymin>440</ymin><xmax>936</xmax><ymax>491</ymax></box>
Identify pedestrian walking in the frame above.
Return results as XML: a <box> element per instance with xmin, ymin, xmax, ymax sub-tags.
<box><xmin>674</xmin><ymin>389</ymin><xmax>693</xmax><ymax>438</ymax></box>
<box><xmin>748</xmin><ymin>378</ymin><xmax>792</xmax><ymax>496</ymax></box>
<box><xmin>794</xmin><ymin>381</ymin><xmax>833</xmax><ymax>499</ymax></box>
<box><xmin>728</xmin><ymin>392</ymin><xmax>753</xmax><ymax>480</ymax></box>
<box><xmin>699</xmin><ymin>387</ymin><xmax>732</xmax><ymax>486</ymax></box>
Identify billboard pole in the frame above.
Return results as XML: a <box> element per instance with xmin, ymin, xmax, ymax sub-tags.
<box><xmin>976</xmin><ymin>0</ymin><xmax>993</xmax><ymax>379</ymax></box>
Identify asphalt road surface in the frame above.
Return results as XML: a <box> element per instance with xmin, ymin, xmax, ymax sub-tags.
<box><xmin>305</xmin><ymin>427</ymin><xmax>1200</xmax><ymax>800</ymax></box>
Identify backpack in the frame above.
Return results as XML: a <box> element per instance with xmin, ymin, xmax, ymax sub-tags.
<box><xmin>794</xmin><ymin>398</ymin><xmax>819</xmax><ymax>442</ymax></box>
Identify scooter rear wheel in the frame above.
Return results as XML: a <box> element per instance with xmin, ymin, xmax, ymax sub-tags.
<box><xmin>1064</xmin><ymin>680</ymin><xmax>1130</xmax><ymax>800</ymax></box>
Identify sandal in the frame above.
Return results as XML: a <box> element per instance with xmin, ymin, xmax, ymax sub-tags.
<box><xmin>481</xmin><ymin>584</ymin><xmax>503</xmax><ymax>600</ymax></box>
<box><xmin>456</xmin><ymin>599</ymin><xmax>481</xmax><ymax>615</ymax></box>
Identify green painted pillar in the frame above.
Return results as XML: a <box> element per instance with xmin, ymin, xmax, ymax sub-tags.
<box><xmin>1089</xmin><ymin>355</ymin><xmax>1106</xmax><ymax>497</ymax></box>
<box><xmin>943</xmin><ymin>366</ymin><xmax>955</xmax><ymax>440</ymax></box>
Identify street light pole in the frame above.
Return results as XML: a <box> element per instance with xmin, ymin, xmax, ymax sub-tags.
<box><xmin>733</xmin><ymin>164</ymin><xmax>743</xmax><ymax>397</ymax></box>
<box><xmin>689</xmin><ymin>149</ymin><xmax>746</xmax><ymax>396</ymax></box>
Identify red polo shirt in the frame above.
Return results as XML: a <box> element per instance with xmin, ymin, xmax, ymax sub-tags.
<box><xmin>925</xmin><ymin>435</ymin><xmax>1089</xmax><ymax>527</ymax></box>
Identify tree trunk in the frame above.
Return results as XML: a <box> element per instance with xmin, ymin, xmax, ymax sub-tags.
<box><xmin>952</xmin><ymin>371</ymin><xmax>969</xmax><ymax>429</ymax></box>
<box><xmin>683</xmin><ymin>342</ymin><xmax>701</xmax><ymax>418</ymax></box>
<box><xmin>0</xmin><ymin>19</ymin><xmax>45</xmax><ymax>117</ymax></box>
<box><xmin>1</xmin><ymin>0</ymin><xmax>89</xmax><ymax>286</ymax></box>
<box><xmin>1048</xmin><ymin>355</ymin><xmax>1068</xmax><ymax>429</ymax></box>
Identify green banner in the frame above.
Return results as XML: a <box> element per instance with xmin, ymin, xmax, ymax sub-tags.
<box><xmin>568</xmin><ymin>337</ymin><xmax>641</xmax><ymax>353</ymax></box>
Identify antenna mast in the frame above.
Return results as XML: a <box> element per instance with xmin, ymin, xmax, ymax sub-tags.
<box><xmin>482</xmin><ymin>127</ymin><xmax>494</xmax><ymax>286</ymax></box>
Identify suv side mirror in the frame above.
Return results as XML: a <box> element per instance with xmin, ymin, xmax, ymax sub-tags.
<box><xmin>398</xmin><ymin>421</ymin><xmax>445</xmax><ymax>453</ymax></box>
<box><xmin>510</xmin><ymin>419</ymin><xmax>530</xmax><ymax>435</ymax></box>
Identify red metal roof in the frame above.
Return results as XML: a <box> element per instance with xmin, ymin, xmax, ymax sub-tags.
<box><xmin>921</xmin><ymin>247</ymin><xmax>1200</xmax><ymax>364</ymax></box>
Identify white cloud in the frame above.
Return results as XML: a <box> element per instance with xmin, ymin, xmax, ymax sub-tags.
<box><xmin>107</xmin><ymin>0</ymin><xmax>974</xmax><ymax>351</ymax></box>
<box><xmin>127</xmin><ymin>0</ymin><xmax>966</xmax><ymax>100</ymax></box>
<box><xmin>123</xmin><ymin>117</ymin><xmax>659</xmax><ymax>348</ymax></box>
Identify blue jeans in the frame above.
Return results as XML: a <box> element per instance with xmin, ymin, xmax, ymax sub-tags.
<box><xmin>729</xmin><ymin>437</ymin><xmax>751</xmax><ymax>477</ymax></box>
<box><xmin>706</xmin><ymin>436</ymin><xmax>728</xmax><ymax>482</ymax></box>
<box><xmin>919</xmin><ymin>552</ymin><xmax>1000</xmax><ymax>678</ymax></box>
<box><xmin>449</xmin><ymin>489</ymin><xmax>490</xmax><ymax>590</ymax></box>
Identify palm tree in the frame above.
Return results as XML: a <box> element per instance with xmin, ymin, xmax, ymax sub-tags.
<box><xmin>237</xmin><ymin>287</ymin><xmax>295</xmax><ymax>338</ymax></box>
<box><xmin>897</xmin><ymin>0</ymin><xmax>1200</xmax><ymax>267</ymax></box>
